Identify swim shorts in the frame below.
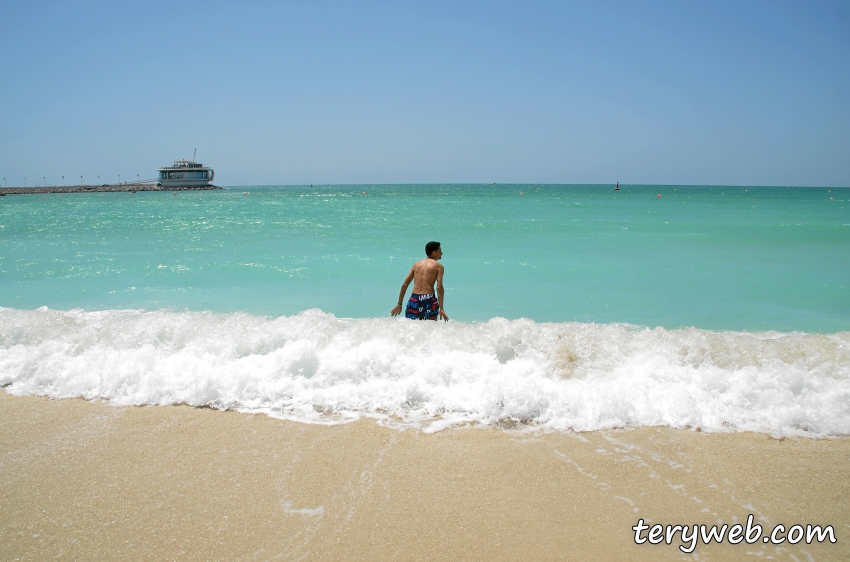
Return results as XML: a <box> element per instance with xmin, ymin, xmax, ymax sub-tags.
<box><xmin>405</xmin><ymin>293</ymin><xmax>439</xmax><ymax>320</ymax></box>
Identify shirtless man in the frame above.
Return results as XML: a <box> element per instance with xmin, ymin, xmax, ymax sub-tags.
<box><xmin>390</xmin><ymin>241</ymin><xmax>449</xmax><ymax>321</ymax></box>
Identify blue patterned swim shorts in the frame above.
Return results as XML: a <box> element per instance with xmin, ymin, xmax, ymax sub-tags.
<box><xmin>405</xmin><ymin>293</ymin><xmax>439</xmax><ymax>320</ymax></box>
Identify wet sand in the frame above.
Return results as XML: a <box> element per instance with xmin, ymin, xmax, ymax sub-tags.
<box><xmin>1</xmin><ymin>392</ymin><xmax>847</xmax><ymax>561</ymax></box>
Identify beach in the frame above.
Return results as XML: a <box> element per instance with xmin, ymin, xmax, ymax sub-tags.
<box><xmin>4</xmin><ymin>1</ymin><xmax>849</xmax><ymax>558</ymax></box>
<box><xmin>2</xmin><ymin>185</ymin><xmax>848</xmax><ymax>560</ymax></box>
<box><xmin>2</xmin><ymin>392</ymin><xmax>847</xmax><ymax>561</ymax></box>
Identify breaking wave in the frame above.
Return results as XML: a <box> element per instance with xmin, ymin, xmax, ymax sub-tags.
<box><xmin>1</xmin><ymin>307</ymin><xmax>848</xmax><ymax>435</ymax></box>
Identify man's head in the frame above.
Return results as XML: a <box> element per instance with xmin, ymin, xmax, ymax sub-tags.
<box><xmin>425</xmin><ymin>241</ymin><xmax>442</xmax><ymax>259</ymax></box>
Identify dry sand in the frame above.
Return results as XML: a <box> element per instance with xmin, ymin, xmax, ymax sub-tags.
<box><xmin>1</xmin><ymin>392</ymin><xmax>847</xmax><ymax>561</ymax></box>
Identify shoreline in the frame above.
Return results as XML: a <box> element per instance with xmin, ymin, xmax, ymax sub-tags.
<box><xmin>1</xmin><ymin>392</ymin><xmax>847</xmax><ymax>561</ymax></box>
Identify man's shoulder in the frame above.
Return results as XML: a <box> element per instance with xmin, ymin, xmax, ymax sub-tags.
<box><xmin>411</xmin><ymin>258</ymin><xmax>441</xmax><ymax>272</ymax></box>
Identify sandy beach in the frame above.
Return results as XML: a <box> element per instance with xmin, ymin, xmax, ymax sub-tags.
<box><xmin>1</xmin><ymin>392</ymin><xmax>847</xmax><ymax>561</ymax></box>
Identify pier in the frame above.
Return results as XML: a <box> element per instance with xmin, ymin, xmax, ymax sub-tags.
<box><xmin>0</xmin><ymin>182</ymin><xmax>222</xmax><ymax>196</ymax></box>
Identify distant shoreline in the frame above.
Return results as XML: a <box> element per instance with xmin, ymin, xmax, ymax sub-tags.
<box><xmin>0</xmin><ymin>183</ymin><xmax>222</xmax><ymax>195</ymax></box>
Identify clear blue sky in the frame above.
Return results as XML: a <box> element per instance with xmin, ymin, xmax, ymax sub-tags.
<box><xmin>1</xmin><ymin>1</ymin><xmax>848</xmax><ymax>186</ymax></box>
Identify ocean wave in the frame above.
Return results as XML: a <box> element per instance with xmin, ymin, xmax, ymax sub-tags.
<box><xmin>1</xmin><ymin>307</ymin><xmax>848</xmax><ymax>436</ymax></box>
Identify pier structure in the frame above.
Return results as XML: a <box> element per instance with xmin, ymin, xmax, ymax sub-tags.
<box><xmin>158</xmin><ymin>158</ymin><xmax>215</xmax><ymax>188</ymax></box>
<box><xmin>2</xmin><ymin>154</ymin><xmax>219</xmax><ymax>196</ymax></box>
<box><xmin>0</xmin><ymin>182</ymin><xmax>222</xmax><ymax>196</ymax></box>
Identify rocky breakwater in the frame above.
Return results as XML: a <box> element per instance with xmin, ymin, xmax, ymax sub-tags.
<box><xmin>0</xmin><ymin>183</ymin><xmax>223</xmax><ymax>196</ymax></box>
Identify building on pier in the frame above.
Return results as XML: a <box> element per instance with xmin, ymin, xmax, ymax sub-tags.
<box><xmin>157</xmin><ymin>159</ymin><xmax>215</xmax><ymax>188</ymax></box>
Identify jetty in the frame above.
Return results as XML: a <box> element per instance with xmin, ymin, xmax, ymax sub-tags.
<box><xmin>2</xmin><ymin>155</ymin><xmax>220</xmax><ymax>196</ymax></box>
<box><xmin>0</xmin><ymin>182</ymin><xmax>222</xmax><ymax>196</ymax></box>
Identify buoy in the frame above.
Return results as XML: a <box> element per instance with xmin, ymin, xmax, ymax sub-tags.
<box><xmin>828</xmin><ymin>190</ymin><xmax>831</xmax><ymax>192</ymax></box>
<box><xmin>657</xmin><ymin>194</ymin><xmax>661</xmax><ymax>198</ymax></box>
<box><xmin>830</xmin><ymin>197</ymin><xmax>834</xmax><ymax>200</ymax></box>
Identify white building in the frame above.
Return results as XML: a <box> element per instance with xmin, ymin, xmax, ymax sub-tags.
<box><xmin>158</xmin><ymin>159</ymin><xmax>215</xmax><ymax>187</ymax></box>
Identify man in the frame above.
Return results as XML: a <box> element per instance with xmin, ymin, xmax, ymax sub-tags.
<box><xmin>390</xmin><ymin>241</ymin><xmax>449</xmax><ymax>321</ymax></box>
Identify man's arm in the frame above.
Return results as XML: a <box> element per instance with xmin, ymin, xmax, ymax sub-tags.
<box><xmin>391</xmin><ymin>267</ymin><xmax>415</xmax><ymax>317</ymax></box>
<box><xmin>436</xmin><ymin>264</ymin><xmax>449</xmax><ymax>322</ymax></box>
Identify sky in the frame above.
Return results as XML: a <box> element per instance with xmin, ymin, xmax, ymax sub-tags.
<box><xmin>1</xmin><ymin>0</ymin><xmax>848</xmax><ymax>187</ymax></box>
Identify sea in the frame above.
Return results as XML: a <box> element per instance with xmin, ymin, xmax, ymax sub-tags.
<box><xmin>1</xmin><ymin>184</ymin><xmax>848</xmax><ymax>435</ymax></box>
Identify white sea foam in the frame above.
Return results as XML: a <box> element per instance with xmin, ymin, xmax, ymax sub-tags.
<box><xmin>1</xmin><ymin>307</ymin><xmax>848</xmax><ymax>436</ymax></box>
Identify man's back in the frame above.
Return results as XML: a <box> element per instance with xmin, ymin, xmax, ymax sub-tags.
<box><xmin>390</xmin><ymin>241</ymin><xmax>449</xmax><ymax>322</ymax></box>
<box><xmin>410</xmin><ymin>258</ymin><xmax>443</xmax><ymax>295</ymax></box>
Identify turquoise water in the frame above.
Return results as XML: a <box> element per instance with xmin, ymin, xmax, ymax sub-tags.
<box><xmin>1</xmin><ymin>184</ymin><xmax>846</xmax><ymax>332</ymax></box>
<box><xmin>2</xmin><ymin>185</ymin><xmax>850</xmax><ymax>436</ymax></box>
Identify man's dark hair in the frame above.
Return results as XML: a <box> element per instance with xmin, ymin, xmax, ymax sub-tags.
<box><xmin>425</xmin><ymin>241</ymin><xmax>441</xmax><ymax>257</ymax></box>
